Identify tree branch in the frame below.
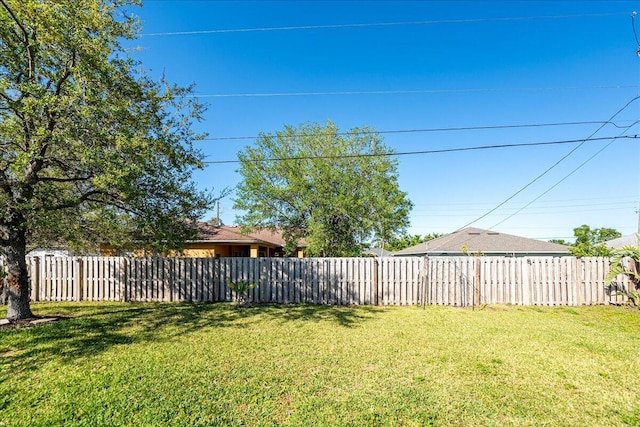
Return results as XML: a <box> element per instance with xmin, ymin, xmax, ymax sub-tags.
<box><xmin>85</xmin><ymin>197</ymin><xmax>140</xmax><ymax>216</ymax></box>
<box><xmin>37</xmin><ymin>175</ymin><xmax>92</xmax><ymax>183</ymax></box>
<box><xmin>0</xmin><ymin>169</ymin><xmax>13</xmax><ymax>196</ymax></box>
<box><xmin>0</xmin><ymin>92</ymin><xmax>25</xmax><ymax>121</ymax></box>
<box><xmin>46</xmin><ymin>190</ymin><xmax>104</xmax><ymax>211</ymax></box>
<box><xmin>0</xmin><ymin>0</ymin><xmax>34</xmax><ymax>80</ymax></box>
<box><xmin>55</xmin><ymin>51</ymin><xmax>77</xmax><ymax>97</ymax></box>
<box><xmin>0</xmin><ymin>0</ymin><xmax>28</xmax><ymax>45</ymax></box>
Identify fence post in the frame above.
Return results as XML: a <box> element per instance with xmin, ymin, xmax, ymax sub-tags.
<box><xmin>29</xmin><ymin>256</ymin><xmax>40</xmax><ymax>302</ymax></box>
<box><xmin>474</xmin><ymin>258</ymin><xmax>481</xmax><ymax>308</ymax></box>
<box><xmin>119</xmin><ymin>257</ymin><xmax>128</xmax><ymax>302</ymax></box>
<box><xmin>373</xmin><ymin>259</ymin><xmax>379</xmax><ymax>305</ymax></box>
<box><xmin>75</xmin><ymin>257</ymin><xmax>84</xmax><ymax>302</ymax></box>
<box><xmin>422</xmin><ymin>256</ymin><xmax>429</xmax><ymax>309</ymax></box>
<box><xmin>572</xmin><ymin>257</ymin><xmax>580</xmax><ymax>306</ymax></box>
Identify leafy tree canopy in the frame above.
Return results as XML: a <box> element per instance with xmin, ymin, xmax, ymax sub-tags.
<box><xmin>234</xmin><ymin>121</ymin><xmax>413</xmax><ymax>257</ymax></box>
<box><xmin>0</xmin><ymin>0</ymin><xmax>211</xmax><ymax>320</ymax></box>
<box><xmin>383</xmin><ymin>233</ymin><xmax>443</xmax><ymax>252</ymax></box>
<box><xmin>548</xmin><ymin>239</ymin><xmax>570</xmax><ymax>246</ymax></box>
<box><xmin>569</xmin><ymin>224</ymin><xmax>621</xmax><ymax>257</ymax></box>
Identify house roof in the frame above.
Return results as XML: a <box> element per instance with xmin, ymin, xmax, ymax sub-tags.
<box><xmin>192</xmin><ymin>223</ymin><xmax>303</xmax><ymax>248</ymax></box>
<box><xmin>605</xmin><ymin>234</ymin><xmax>639</xmax><ymax>248</ymax></box>
<box><xmin>363</xmin><ymin>247</ymin><xmax>394</xmax><ymax>257</ymax></box>
<box><xmin>27</xmin><ymin>248</ymin><xmax>73</xmax><ymax>257</ymax></box>
<box><xmin>393</xmin><ymin>227</ymin><xmax>570</xmax><ymax>256</ymax></box>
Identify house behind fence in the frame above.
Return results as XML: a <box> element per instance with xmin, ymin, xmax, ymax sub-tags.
<box><xmin>20</xmin><ymin>255</ymin><xmax>630</xmax><ymax>307</ymax></box>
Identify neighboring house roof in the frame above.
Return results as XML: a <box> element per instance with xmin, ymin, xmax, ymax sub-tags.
<box><xmin>363</xmin><ymin>248</ymin><xmax>394</xmax><ymax>257</ymax></box>
<box><xmin>393</xmin><ymin>227</ymin><xmax>570</xmax><ymax>256</ymax></box>
<box><xmin>192</xmin><ymin>223</ymin><xmax>304</xmax><ymax>248</ymax></box>
<box><xmin>605</xmin><ymin>234</ymin><xmax>639</xmax><ymax>248</ymax></box>
<box><xmin>27</xmin><ymin>248</ymin><xmax>73</xmax><ymax>257</ymax></box>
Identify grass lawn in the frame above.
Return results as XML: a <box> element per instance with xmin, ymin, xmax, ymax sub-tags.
<box><xmin>1</xmin><ymin>302</ymin><xmax>639</xmax><ymax>426</ymax></box>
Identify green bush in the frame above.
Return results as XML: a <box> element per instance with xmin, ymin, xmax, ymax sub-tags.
<box><xmin>606</xmin><ymin>234</ymin><xmax>640</xmax><ymax>308</ymax></box>
<box><xmin>227</xmin><ymin>280</ymin><xmax>258</xmax><ymax>307</ymax></box>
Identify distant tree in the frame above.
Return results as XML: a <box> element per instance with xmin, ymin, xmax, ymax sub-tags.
<box><xmin>0</xmin><ymin>0</ymin><xmax>211</xmax><ymax>320</ymax></box>
<box><xmin>384</xmin><ymin>233</ymin><xmax>443</xmax><ymax>252</ymax></box>
<box><xmin>207</xmin><ymin>217</ymin><xmax>222</xmax><ymax>227</ymax></box>
<box><xmin>548</xmin><ymin>239</ymin><xmax>570</xmax><ymax>246</ymax></box>
<box><xmin>569</xmin><ymin>225</ymin><xmax>621</xmax><ymax>257</ymax></box>
<box><xmin>234</xmin><ymin>121</ymin><xmax>413</xmax><ymax>257</ymax></box>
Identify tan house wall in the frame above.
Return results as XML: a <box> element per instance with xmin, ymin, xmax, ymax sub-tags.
<box><xmin>99</xmin><ymin>242</ymin><xmax>305</xmax><ymax>258</ymax></box>
<box><xmin>180</xmin><ymin>243</ymin><xmax>231</xmax><ymax>258</ymax></box>
<box><xmin>99</xmin><ymin>243</ymin><xmax>118</xmax><ymax>257</ymax></box>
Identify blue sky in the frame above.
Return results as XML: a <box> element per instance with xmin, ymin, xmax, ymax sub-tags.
<box><xmin>128</xmin><ymin>0</ymin><xmax>639</xmax><ymax>241</ymax></box>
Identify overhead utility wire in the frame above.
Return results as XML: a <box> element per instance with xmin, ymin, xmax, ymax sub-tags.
<box><xmin>413</xmin><ymin>200</ymin><xmax>639</xmax><ymax>213</ymax></box>
<box><xmin>455</xmin><ymin>95</ymin><xmax>640</xmax><ymax>230</ymax></box>
<box><xmin>412</xmin><ymin>195</ymin><xmax>640</xmax><ymax>208</ymax></box>
<box><xmin>202</xmin><ymin>135</ymin><xmax>637</xmax><ymax>164</ymax></box>
<box><xmin>142</xmin><ymin>12</ymin><xmax>627</xmax><ymax>36</ymax></box>
<box><xmin>414</xmin><ymin>206</ymin><xmax>636</xmax><ymax>218</ymax></box>
<box><xmin>489</xmin><ymin>120</ymin><xmax>640</xmax><ymax>229</ymax></box>
<box><xmin>632</xmin><ymin>11</ymin><xmax>640</xmax><ymax>55</ymax></box>
<box><xmin>201</xmin><ymin>120</ymin><xmax>633</xmax><ymax>142</ymax></box>
<box><xmin>191</xmin><ymin>85</ymin><xmax>639</xmax><ymax>98</ymax></box>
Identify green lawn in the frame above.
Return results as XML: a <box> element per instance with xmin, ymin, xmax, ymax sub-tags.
<box><xmin>1</xmin><ymin>303</ymin><xmax>639</xmax><ymax>426</ymax></box>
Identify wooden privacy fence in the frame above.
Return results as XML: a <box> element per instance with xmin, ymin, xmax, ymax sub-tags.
<box><xmin>23</xmin><ymin>255</ymin><xmax>631</xmax><ymax>307</ymax></box>
<box><xmin>425</xmin><ymin>256</ymin><xmax>628</xmax><ymax>306</ymax></box>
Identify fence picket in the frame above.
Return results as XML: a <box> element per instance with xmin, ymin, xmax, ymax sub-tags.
<box><xmin>6</xmin><ymin>255</ymin><xmax>631</xmax><ymax>307</ymax></box>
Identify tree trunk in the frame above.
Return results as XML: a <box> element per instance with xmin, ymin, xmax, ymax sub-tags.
<box><xmin>2</xmin><ymin>227</ymin><xmax>33</xmax><ymax>321</ymax></box>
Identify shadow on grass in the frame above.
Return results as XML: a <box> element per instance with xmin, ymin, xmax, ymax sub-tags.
<box><xmin>0</xmin><ymin>302</ymin><xmax>384</xmax><ymax>378</ymax></box>
<box><xmin>240</xmin><ymin>303</ymin><xmax>384</xmax><ymax>327</ymax></box>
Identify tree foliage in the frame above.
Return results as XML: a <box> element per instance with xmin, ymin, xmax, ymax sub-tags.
<box><xmin>569</xmin><ymin>225</ymin><xmax>620</xmax><ymax>257</ymax></box>
<box><xmin>384</xmin><ymin>233</ymin><xmax>443</xmax><ymax>252</ymax></box>
<box><xmin>548</xmin><ymin>239</ymin><xmax>570</xmax><ymax>246</ymax></box>
<box><xmin>234</xmin><ymin>121</ymin><xmax>413</xmax><ymax>257</ymax></box>
<box><xmin>606</xmin><ymin>234</ymin><xmax>640</xmax><ymax>307</ymax></box>
<box><xmin>0</xmin><ymin>0</ymin><xmax>211</xmax><ymax>320</ymax></box>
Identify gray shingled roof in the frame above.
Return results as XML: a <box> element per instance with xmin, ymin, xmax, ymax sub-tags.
<box><xmin>605</xmin><ymin>234</ymin><xmax>639</xmax><ymax>248</ymax></box>
<box><xmin>363</xmin><ymin>248</ymin><xmax>394</xmax><ymax>257</ymax></box>
<box><xmin>394</xmin><ymin>227</ymin><xmax>570</xmax><ymax>256</ymax></box>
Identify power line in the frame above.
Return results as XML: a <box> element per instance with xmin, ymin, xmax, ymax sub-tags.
<box><xmin>454</xmin><ymin>95</ymin><xmax>640</xmax><ymax>230</ymax></box>
<box><xmin>412</xmin><ymin>200</ymin><xmax>639</xmax><ymax>214</ymax></box>
<box><xmin>190</xmin><ymin>85</ymin><xmax>639</xmax><ymax>99</ymax></box>
<box><xmin>200</xmin><ymin>120</ymin><xmax>635</xmax><ymax>142</ymax></box>
<box><xmin>411</xmin><ymin>196</ymin><xmax>639</xmax><ymax>208</ymax></box>
<box><xmin>489</xmin><ymin>120</ymin><xmax>640</xmax><ymax>229</ymax></box>
<box><xmin>632</xmin><ymin>11</ymin><xmax>640</xmax><ymax>55</ymax></box>
<box><xmin>202</xmin><ymin>135</ymin><xmax>637</xmax><ymax>164</ymax></box>
<box><xmin>142</xmin><ymin>12</ymin><xmax>628</xmax><ymax>36</ymax></box>
<box><xmin>413</xmin><ymin>207</ymin><xmax>637</xmax><ymax>218</ymax></box>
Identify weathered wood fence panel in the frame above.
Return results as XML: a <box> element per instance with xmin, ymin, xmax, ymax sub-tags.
<box><xmin>15</xmin><ymin>255</ymin><xmax>633</xmax><ymax>306</ymax></box>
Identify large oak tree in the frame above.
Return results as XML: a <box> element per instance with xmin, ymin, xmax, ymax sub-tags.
<box><xmin>235</xmin><ymin>121</ymin><xmax>413</xmax><ymax>257</ymax></box>
<box><xmin>0</xmin><ymin>0</ymin><xmax>211</xmax><ymax>320</ymax></box>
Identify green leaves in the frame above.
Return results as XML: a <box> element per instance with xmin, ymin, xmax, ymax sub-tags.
<box><xmin>384</xmin><ymin>233</ymin><xmax>443</xmax><ymax>252</ymax></box>
<box><xmin>235</xmin><ymin>121</ymin><xmax>413</xmax><ymax>257</ymax></box>
<box><xmin>606</xmin><ymin>235</ymin><xmax>640</xmax><ymax>308</ymax></box>
<box><xmin>0</xmin><ymin>0</ymin><xmax>212</xmax><ymax>251</ymax></box>
<box><xmin>568</xmin><ymin>224</ymin><xmax>621</xmax><ymax>257</ymax></box>
<box><xmin>227</xmin><ymin>281</ymin><xmax>258</xmax><ymax>294</ymax></box>
<box><xmin>227</xmin><ymin>280</ymin><xmax>257</xmax><ymax>307</ymax></box>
